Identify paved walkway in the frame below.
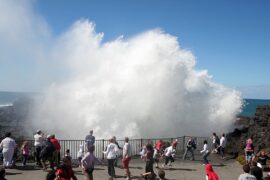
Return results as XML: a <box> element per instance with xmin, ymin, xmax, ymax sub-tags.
<box><xmin>4</xmin><ymin>154</ymin><xmax>243</xmax><ymax>180</ymax></box>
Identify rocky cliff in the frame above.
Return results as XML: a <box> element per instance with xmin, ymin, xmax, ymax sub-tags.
<box><xmin>226</xmin><ymin>105</ymin><xmax>270</xmax><ymax>155</ymax></box>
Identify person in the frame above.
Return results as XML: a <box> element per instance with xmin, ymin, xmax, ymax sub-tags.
<box><xmin>81</xmin><ymin>145</ymin><xmax>101</xmax><ymax>180</ymax></box>
<box><xmin>55</xmin><ymin>157</ymin><xmax>77</xmax><ymax>180</ymax></box>
<box><xmin>250</xmin><ymin>161</ymin><xmax>263</xmax><ymax>180</ymax></box>
<box><xmin>163</xmin><ymin>142</ymin><xmax>176</xmax><ymax>168</ymax></box>
<box><xmin>122</xmin><ymin>137</ymin><xmax>132</xmax><ymax>180</ymax></box>
<box><xmin>211</xmin><ymin>133</ymin><xmax>220</xmax><ymax>154</ymax></box>
<box><xmin>0</xmin><ymin>132</ymin><xmax>17</xmax><ymax>168</ymax></box>
<box><xmin>46</xmin><ymin>170</ymin><xmax>56</xmax><ymax>180</ymax></box>
<box><xmin>77</xmin><ymin>144</ymin><xmax>84</xmax><ymax>167</ymax></box>
<box><xmin>34</xmin><ymin>129</ymin><xmax>45</xmax><ymax>166</ymax></box>
<box><xmin>255</xmin><ymin>150</ymin><xmax>269</xmax><ymax>169</ymax></box>
<box><xmin>112</xmin><ymin>136</ymin><xmax>122</xmax><ymax>167</ymax></box>
<box><xmin>200</xmin><ymin>140</ymin><xmax>210</xmax><ymax>165</ymax></box>
<box><xmin>158</xmin><ymin>169</ymin><xmax>166</xmax><ymax>180</ymax></box>
<box><xmin>40</xmin><ymin>135</ymin><xmax>56</xmax><ymax>171</ymax></box>
<box><xmin>140</xmin><ymin>145</ymin><xmax>147</xmax><ymax>160</ymax></box>
<box><xmin>144</xmin><ymin>143</ymin><xmax>155</xmax><ymax>177</ymax></box>
<box><xmin>219</xmin><ymin>133</ymin><xmax>226</xmax><ymax>159</ymax></box>
<box><xmin>85</xmin><ymin>130</ymin><xmax>95</xmax><ymax>152</ymax></box>
<box><xmin>50</xmin><ymin>134</ymin><xmax>61</xmax><ymax>166</ymax></box>
<box><xmin>182</xmin><ymin>137</ymin><xmax>195</xmax><ymax>161</ymax></box>
<box><xmin>21</xmin><ymin>141</ymin><xmax>30</xmax><ymax>166</ymax></box>
<box><xmin>65</xmin><ymin>149</ymin><xmax>72</xmax><ymax>164</ymax></box>
<box><xmin>103</xmin><ymin>137</ymin><xmax>119</xmax><ymax>179</ymax></box>
<box><xmin>238</xmin><ymin>164</ymin><xmax>256</xmax><ymax>180</ymax></box>
<box><xmin>0</xmin><ymin>166</ymin><xmax>7</xmax><ymax>180</ymax></box>
<box><xmin>245</xmin><ymin>138</ymin><xmax>254</xmax><ymax>164</ymax></box>
<box><xmin>205</xmin><ymin>164</ymin><xmax>219</xmax><ymax>180</ymax></box>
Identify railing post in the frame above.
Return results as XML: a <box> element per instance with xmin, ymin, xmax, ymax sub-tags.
<box><xmin>140</xmin><ymin>138</ymin><xmax>143</xmax><ymax>149</ymax></box>
<box><xmin>102</xmin><ymin>139</ymin><xmax>105</xmax><ymax>160</ymax></box>
<box><xmin>182</xmin><ymin>136</ymin><xmax>185</xmax><ymax>153</ymax></box>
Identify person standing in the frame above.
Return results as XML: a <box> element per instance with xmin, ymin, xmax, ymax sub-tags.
<box><xmin>85</xmin><ymin>130</ymin><xmax>95</xmax><ymax>152</ymax></box>
<box><xmin>50</xmin><ymin>134</ymin><xmax>61</xmax><ymax>166</ymax></box>
<box><xmin>34</xmin><ymin>129</ymin><xmax>45</xmax><ymax>166</ymax></box>
<box><xmin>103</xmin><ymin>137</ymin><xmax>119</xmax><ymax>179</ymax></box>
<box><xmin>21</xmin><ymin>141</ymin><xmax>30</xmax><ymax>166</ymax></box>
<box><xmin>122</xmin><ymin>137</ymin><xmax>132</xmax><ymax>180</ymax></box>
<box><xmin>219</xmin><ymin>134</ymin><xmax>226</xmax><ymax>159</ymax></box>
<box><xmin>183</xmin><ymin>137</ymin><xmax>195</xmax><ymax>161</ymax></box>
<box><xmin>200</xmin><ymin>140</ymin><xmax>210</xmax><ymax>165</ymax></box>
<box><xmin>0</xmin><ymin>132</ymin><xmax>16</xmax><ymax>168</ymax></box>
<box><xmin>40</xmin><ymin>135</ymin><xmax>55</xmax><ymax>171</ymax></box>
<box><xmin>113</xmin><ymin>136</ymin><xmax>122</xmax><ymax>167</ymax></box>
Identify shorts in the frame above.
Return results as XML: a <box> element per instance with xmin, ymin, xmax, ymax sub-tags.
<box><xmin>122</xmin><ymin>157</ymin><xmax>131</xmax><ymax>169</ymax></box>
<box><xmin>245</xmin><ymin>154</ymin><xmax>253</xmax><ymax>161</ymax></box>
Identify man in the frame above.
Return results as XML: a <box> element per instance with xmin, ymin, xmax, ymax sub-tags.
<box><xmin>50</xmin><ymin>134</ymin><xmax>61</xmax><ymax>166</ymax></box>
<box><xmin>85</xmin><ymin>130</ymin><xmax>95</xmax><ymax>151</ymax></box>
<box><xmin>250</xmin><ymin>161</ymin><xmax>263</xmax><ymax>180</ymax></box>
<box><xmin>34</xmin><ymin>129</ymin><xmax>45</xmax><ymax>166</ymax></box>
<box><xmin>183</xmin><ymin>137</ymin><xmax>195</xmax><ymax>161</ymax></box>
<box><xmin>238</xmin><ymin>164</ymin><xmax>256</xmax><ymax>180</ymax></box>
<box><xmin>40</xmin><ymin>135</ymin><xmax>55</xmax><ymax>170</ymax></box>
<box><xmin>219</xmin><ymin>133</ymin><xmax>226</xmax><ymax>159</ymax></box>
<box><xmin>122</xmin><ymin>137</ymin><xmax>132</xmax><ymax>180</ymax></box>
<box><xmin>0</xmin><ymin>132</ymin><xmax>16</xmax><ymax>168</ymax></box>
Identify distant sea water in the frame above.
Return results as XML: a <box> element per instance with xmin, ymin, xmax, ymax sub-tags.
<box><xmin>0</xmin><ymin>91</ymin><xmax>270</xmax><ymax>117</ymax></box>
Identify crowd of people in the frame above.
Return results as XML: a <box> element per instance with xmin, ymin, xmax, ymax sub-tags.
<box><xmin>0</xmin><ymin>130</ymin><xmax>269</xmax><ymax>179</ymax></box>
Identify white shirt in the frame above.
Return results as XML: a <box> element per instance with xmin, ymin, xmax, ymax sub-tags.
<box><xmin>164</xmin><ymin>146</ymin><xmax>175</xmax><ymax>157</ymax></box>
<box><xmin>220</xmin><ymin>136</ymin><xmax>226</xmax><ymax>148</ymax></box>
<box><xmin>200</xmin><ymin>144</ymin><xmax>209</xmax><ymax>154</ymax></box>
<box><xmin>123</xmin><ymin>142</ymin><xmax>131</xmax><ymax>158</ymax></box>
<box><xmin>0</xmin><ymin>137</ymin><xmax>16</xmax><ymax>152</ymax></box>
<box><xmin>34</xmin><ymin>134</ymin><xmax>45</xmax><ymax>147</ymax></box>
<box><xmin>238</xmin><ymin>173</ymin><xmax>256</xmax><ymax>180</ymax></box>
<box><xmin>104</xmin><ymin>143</ymin><xmax>119</xmax><ymax>159</ymax></box>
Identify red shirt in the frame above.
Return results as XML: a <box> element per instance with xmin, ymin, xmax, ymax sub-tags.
<box><xmin>50</xmin><ymin>138</ymin><xmax>61</xmax><ymax>151</ymax></box>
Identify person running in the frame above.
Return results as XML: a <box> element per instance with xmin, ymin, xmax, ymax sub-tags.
<box><xmin>21</xmin><ymin>141</ymin><xmax>30</xmax><ymax>166</ymax></box>
<box><xmin>183</xmin><ymin>137</ymin><xmax>195</xmax><ymax>161</ymax></box>
<box><xmin>81</xmin><ymin>145</ymin><xmax>101</xmax><ymax>180</ymax></box>
<box><xmin>34</xmin><ymin>129</ymin><xmax>45</xmax><ymax>166</ymax></box>
<box><xmin>153</xmin><ymin>140</ymin><xmax>164</xmax><ymax>168</ymax></box>
<box><xmin>205</xmin><ymin>164</ymin><xmax>219</xmax><ymax>180</ymax></box>
<box><xmin>40</xmin><ymin>135</ymin><xmax>55</xmax><ymax>171</ymax></box>
<box><xmin>85</xmin><ymin>130</ymin><xmax>95</xmax><ymax>152</ymax></box>
<box><xmin>55</xmin><ymin>157</ymin><xmax>77</xmax><ymax>180</ymax></box>
<box><xmin>238</xmin><ymin>164</ymin><xmax>256</xmax><ymax>180</ymax></box>
<box><xmin>103</xmin><ymin>137</ymin><xmax>119</xmax><ymax>179</ymax></box>
<box><xmin>0</xmin><ymin>132</ymin><xmax>17</xmax><ymax>168</ymax></box>
<box><xmin>77</xmin><ymin>144</ymin><xmax>84</xmax><ymax>167</ymax></box>
<box><xmin>122</xmin><ymin>137</ymin><xmax>132</xmax><ymax>180</ymax></box>
<box><xmin>219</xmin><ymin>133</ymin><xmax>226</xmax><ymax>159</ymax></box>
<box><xmin>50</xmin><ymin>134</ymin><xmax>61</xmax><ymax>166</ymax></box>
<box><xmin>245</xmin><ymin>138</ymin><xmax>254</xmax><ymax>164</ymax></box>
<box><xmin>163</xmin><ymin>142</ymin><xmax>176</xmax><ymax>168</ymax></box>
<box><xmin>211</xmin><ymin>133</ymin><xmax>220</xmax><ymax>154</ymax></box>
<box><xmin>200</xmin><ymin>140</ymin><xmax>210</xmax><ymax>165</ymax></box>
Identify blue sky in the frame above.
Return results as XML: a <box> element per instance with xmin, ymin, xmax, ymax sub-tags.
<box><xmin>34</xmin><ymin>0</ymin><xmax>270</xmax><ymax>87</ymax></box>
<box><xmin>0</xmin><ymin>0</ymin><xmax>270</xmax><ymax>98</ymax></box>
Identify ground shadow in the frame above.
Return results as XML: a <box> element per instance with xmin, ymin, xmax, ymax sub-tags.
<box><xmin>212</xmin><ymin>164</ymin><xmax>226</xmax><ymax>167</ymax></box>
<box><xmin>15</xmin><ymin>165</ymin><xmax>41</xmax><ymax>171</ymax></box>
<box><xmin>163</xmin><ymin>167</ymin><xmax>196</xmax><ymax>171</ymax></box>
<box><xmin>94</xmin><ymin>167</ymin><xmax>105</xmax><ymax>170</ymax></box>
<box><xmin>129</xmin><ymin>166</ymin><xmax>143</xmax><ymax>170</ymax></box>
<box><xmin>6</xmin><ymin>172</ymin><xmax>22</xmax><ymax>175</ymax></box>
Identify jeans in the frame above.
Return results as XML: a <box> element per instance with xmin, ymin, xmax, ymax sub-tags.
<box><xmin>22</xmin><ymin>154</ymin><xmax>28</xmax><ymax>165</ymax></box>
<box><xmin>203</xmin><ymin>152</ymin><xmax>210</xmax><ymax>164</ymax></box>
<box><xmin>35</xmin><ymin>146</ymin><xmax>42</xmax><ymax>165</ymax></box>
<box><xmin>183</xmin><ymin>148</ymin><xmax>195</xmax><ymax>160</ymax></box>
<box><xmin>107</xmin><ymin>159</ymin><xmax>116</xmax><ymax>177</ymax></box>
<box><xmin>220</xmin><ymin>147</ymin><xmax>225</xmax><ymax>158</ymax></box>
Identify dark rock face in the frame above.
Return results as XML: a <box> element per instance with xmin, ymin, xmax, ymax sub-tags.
<box><xmin>227</xmin><ymin>105</ymin><xmax>270</xmax><ymax>155</ymax></box>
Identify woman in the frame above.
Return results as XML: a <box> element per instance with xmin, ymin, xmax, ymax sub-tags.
<box><xmin>103</xmin><ymin>137</ymin><xmax>119</xmax><ymax>179</ymax></box>
<box><xmin>0</xmin><ymin>132</ymin><xmax>16</xmax><ymax>168</ymax></box>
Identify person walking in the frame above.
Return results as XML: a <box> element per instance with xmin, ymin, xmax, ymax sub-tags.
<box><xmin>219</xmin><ymin>134</ymin><xmax>226</xmax><ymax>159</ymax></box>
<box><xmin>205</xmin><ymin>164</ymin><xmax>219</xmax><ymax>180</ymax></box>
<box><xmin>50</xmin><ymin>134</ymin><xmax>61</xmax><ymax>166</ymax></box>
<box><xmin>182</xmin><ymin>137</ymin><xmax>196</xmax><ymax>161</ymax></box>
<box><xmin>122</xmin><ymin>137</ymin><xmax>132</xmax><ymax>180</ymax></box>
<box><xmin>85</xmin><ymin>130</ymin><xmax>95</xmax><ymax>152</ymax></box>
<box><xmin>103</xmin><ymin>137</ymin><xmax>119</xmax><ymax>179</ymax></box>
<box><xmin>200</xmin><ymin>140</ymin><xmax>210</xmax><ymax>165</ymax></box>
<box><xmin>0</xmin><ymin>132</ymin><xmax>16</xmax><ymax>168</ymax></box>
<box><xmin>34</xmin><ymin>129</ymin><xmax>45</xmax><ymax>166</ymax></box>
<box><xmin>40</xmin><ymin>135</ymin><xmax>56</xmax><ymax>171</ymax></box>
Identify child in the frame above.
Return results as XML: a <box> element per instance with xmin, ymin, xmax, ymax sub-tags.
<box><xmin>21</xmin><ymin>141</ymin><xmax>30</xmax><ymax>166</ymax></box>
<box><xmin>77</xmin><ymin>144</ymin><xmax>84</xmax><ymax>167</ymax></box>
<box><xmin>245</xmin><ymin>138</ymin><xmax>254</xmax><ymax>164</ymax></box>
<box><xmin>205</xmin><ymin>164</ymin><xmax>219</xmax><ymax>180</ymax></box>
<box><xmin>255</xmin><ymin>150</ymin><xmax>269</xmax><ymax>169</ymax></box>
<box><xmin>200</xmin><ymin>140</ymin><xmax>210</xmax><ymax>165</ymax></box>
<box><xmin>55</xmin><ymin>157</ymin><xmax>77</xmax><ymax>180</ymax></box>
<box><xmin>65</xmin><ymin>149</ymin><xmax>72</xmax><ymax>163</ymax></box>
<box><xmin>163</xmin><ymin>143</ymin><xmax>176</xmax><ymax>168</ymax></box>
<box><xmin>158</xmin><ymin>169</ymin><xmax>166</xmax><ymax>180</ymax></box>
<box><xmin>81</xmin><ymin>145</ymin><xmax>101</xmax><ymax>180</ymax></box>
<box><xmin>140</xmin><ymin>144</ymin><xmax>147</xmax><ymax>160</ymax></box>
<box><xmin>153</xmin><ymin>140</ymin><xmax>164</xmax><ymax>168</ymax></box>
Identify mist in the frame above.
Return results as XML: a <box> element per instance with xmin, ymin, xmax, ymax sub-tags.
<box><xmin>0</xmin><ymin>0</ymin><xmax>243</xmax><ymax>139</ymax></box>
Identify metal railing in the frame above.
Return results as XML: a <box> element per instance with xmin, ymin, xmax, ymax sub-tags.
<box><xmin>16</xmin><ymin>136</ymin><xmax>211</xmax><ymax>160</ymax></box>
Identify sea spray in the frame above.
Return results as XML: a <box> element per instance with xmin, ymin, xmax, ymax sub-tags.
<box><xmin>28</xmin><ymin>21</ymin><xmax>243</xmax><ymax>139</ymax></box>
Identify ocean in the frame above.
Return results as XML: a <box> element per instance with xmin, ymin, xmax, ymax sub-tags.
<box><xmin>0</xmin><ymin>91</ymin><xmax>269</xmax><ymax>117</ymax></box>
